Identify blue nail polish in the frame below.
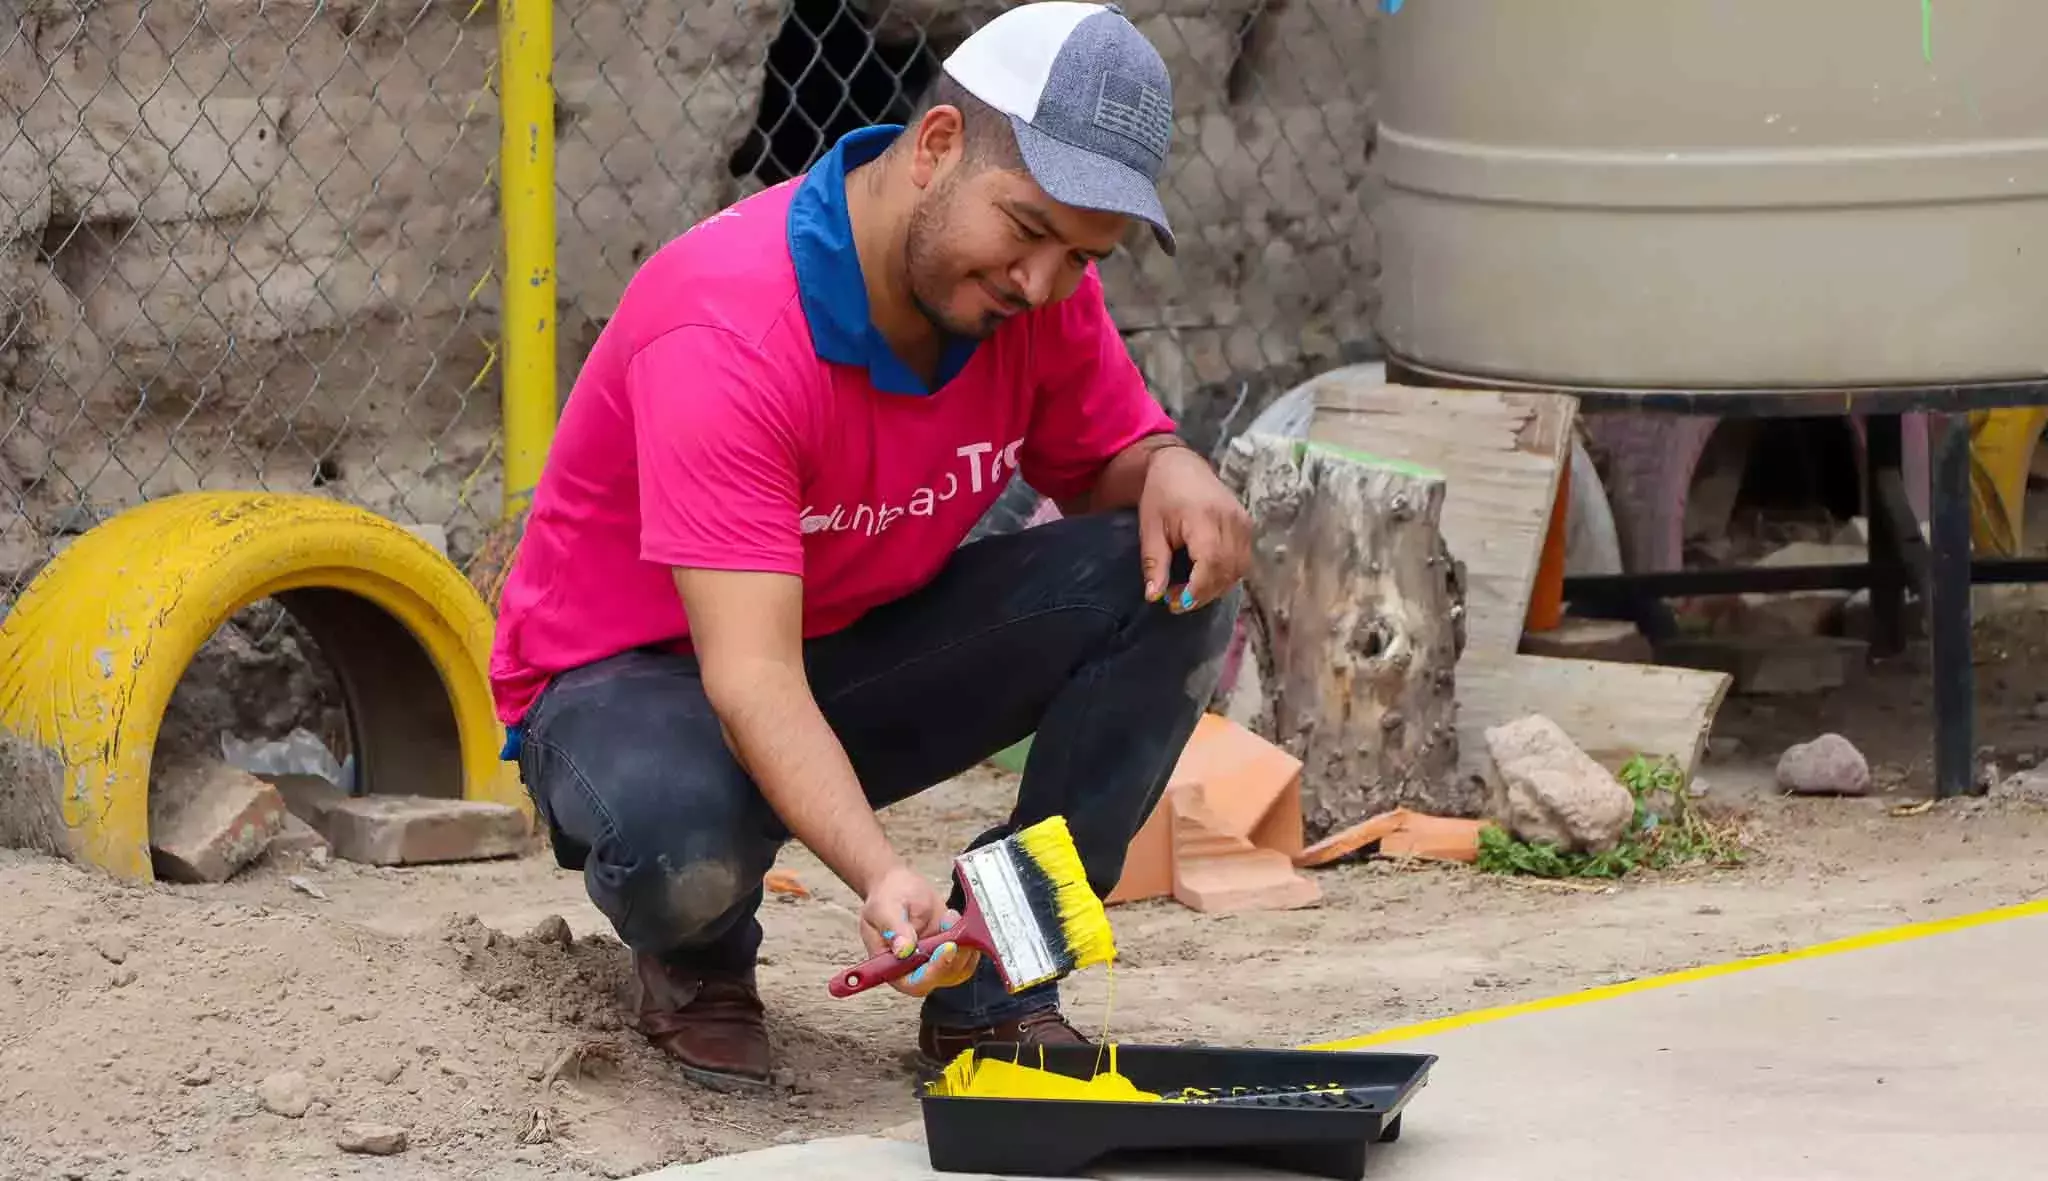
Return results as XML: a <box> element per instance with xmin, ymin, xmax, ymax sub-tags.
<box><xmin>941</xmin><ymin>917</ymin><xmax>955</xmax><ymax>931</ymax></box>
<box><xmin>881</xmin><ymin>929</ymin><xmax>896</xmax><ymax>941</ymax></box>
<box><xmin>1179</xmin><ymin>588</ymin><xmax>1194</xmax><ymax>610</ymax></box>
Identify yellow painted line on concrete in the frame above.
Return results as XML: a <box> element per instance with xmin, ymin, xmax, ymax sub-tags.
<box><xmin>1304</xmin><ymin>894</ymin><xmax>2048</xmax><ymax>1052</ymax></box>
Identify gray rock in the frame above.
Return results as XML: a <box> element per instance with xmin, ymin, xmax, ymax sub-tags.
<box><xmin>529</xmin><ymin>914</ymin><xmax>573</xmax><ymax>947</ymax></box>
<box><xmin>1775</xmin><ymin>733</ymin><xmax>1872</xmax><ymax>796</ymax></box>
<box><xmin>1705</xmin><ymin>735</ymin><xmax>1748</xmax><ymax>762</ymax></box>
<box><xmin>1993</xmin><ymin>770</ymin><xmax>2048</xmax><ymax>806</ymax></box>
<box><xmin>337</xmin><ymin>1122</ymin><xmax>409</xmax><ymax>1156</ymax></box>
<box><xmin>1484</xmin><ymin>714</ymin><xmax>1635</xmax><ymax>853</ymax></box>
<box><xmin>255</xmin><ymin>1070</ymin><xmax>313</xmax><ymax>1119</ymax></box>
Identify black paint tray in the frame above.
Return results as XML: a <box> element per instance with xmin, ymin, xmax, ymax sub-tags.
<box><xmin>919</xmin><ymin>1043</ymin><xmax>1435</xmax><ymax>1179</ymax></box>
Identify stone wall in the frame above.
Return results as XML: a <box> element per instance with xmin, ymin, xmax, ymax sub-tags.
<box><xmin>0</xmin><ymin>0</ymin><xmax>1381</xmax><ymax>585</ymax></box>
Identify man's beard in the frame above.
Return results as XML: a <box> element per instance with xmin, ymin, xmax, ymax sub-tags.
<box><xmin>903</xmin><ymin>183</ymin><xmax>1004</xmax><ymax>341</ymax></box>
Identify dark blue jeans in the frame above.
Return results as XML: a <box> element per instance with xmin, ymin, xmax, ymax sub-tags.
<box><xmin>513</xmin><ymin>510</ymin><xmax>1240</xmax><ymax>1027</ymax></box>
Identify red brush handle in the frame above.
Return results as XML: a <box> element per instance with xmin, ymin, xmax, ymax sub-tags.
<box><xmin>828</xmin><ymin>904</ymin><xmax>990</xmax><ymax>998</ymax></box>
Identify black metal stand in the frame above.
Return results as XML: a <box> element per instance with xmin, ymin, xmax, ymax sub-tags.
<box><xmin>1388</xmin><ymin>357</ymin><xmax>2048</xmax><ymax>800</ymax></box>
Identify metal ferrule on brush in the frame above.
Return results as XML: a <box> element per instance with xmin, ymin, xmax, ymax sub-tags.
<box><xmin>979</xmin><ymin>815</ymin><xmax>1118</xmax><ymax>993</ymax></box>
<box><xmin>958</xmin><ymin>842</ymin><xmax>1062</xmax><ymax>991</ymax></box>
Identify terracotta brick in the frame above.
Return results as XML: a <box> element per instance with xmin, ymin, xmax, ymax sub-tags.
<box><xmin>149</xmin><ymin>760</ymin><xmax>289</xmax><ymax>883</ymax></box>
<box><xmin>1295</xmin><ymin>807</ymin><xmax>1485</xmax><ymax>867</ymax></box>
<box><xmin>1106</xmin><ymin>713</ymin><xmax>1306</xmax><ymax>906</ymax></box>
<box><xmin>1105</xmin><ymin>805</ymin><xmax>1174</xmax><ymax>905</ymax></box>
<box><xmin>1168</xmin><ymin>714</ymin><xmax>1304</xmax><ymax>852</ymax></box>
<box><xmin>1167</xmin><ymin>783</ymin><xmax>1321</xmax><ymax>914</ymax></box>
<box><xmin>1173</xmin><ymin>848</ymin><xmax>1321</xmax><ymax>913</ymax></box>
<box><xmin>1293</xmin><ymin>810</ymin><xmax>1409</xmax><ymax>868</ymax></box>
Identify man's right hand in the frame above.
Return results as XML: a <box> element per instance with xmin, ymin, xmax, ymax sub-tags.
<box><xmin>672</xmin><ymin>566</ymin><xmax>981</xmax><ymax>999</ymax></box>
<box><xmin>858</xmin><ymin>864</ymin><xmax>981</xmax><ymax>997</ymax></box>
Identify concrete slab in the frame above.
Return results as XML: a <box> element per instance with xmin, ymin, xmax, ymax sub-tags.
<box><xmin>645</xmin><ymin>904</ymin><xmax>2048</xmax><ymax>1181</ymax></box>
<box><xmin>634</xmin><ymin>1133</ymin><xmax>1310</xmax><ymax>1180</ymax></box>
<box><xmin>1371</xmin><ymin>909</ymin><xmax>2048</xmax><ymax>1181</ymax></box>
<box><xmin>631</xmin><ymin>1135</ymin><xmax>1012</xmax><ymax>1181</ymax></box>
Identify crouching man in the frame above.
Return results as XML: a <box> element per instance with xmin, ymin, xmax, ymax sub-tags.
<box><xmin>489</xmin><ymin>2</ymin><xmax>1250</xmax><ymax>1090</ymax></box>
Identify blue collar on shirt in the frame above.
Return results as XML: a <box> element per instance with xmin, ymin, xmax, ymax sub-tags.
<box><xmin>787</xmin><ymin>125</ymin><xmax>980</xmax><ymax>397</ymax></box>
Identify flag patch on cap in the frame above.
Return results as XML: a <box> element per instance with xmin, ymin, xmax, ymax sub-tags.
<box><xmin>1093</xmin><ymin>72</ymin><xmax>1172</xmax><ymax>162</ymax></box>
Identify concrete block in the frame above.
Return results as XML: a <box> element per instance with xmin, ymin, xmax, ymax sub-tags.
<box><xmin>268</xmin><ymin>773</ymin><xmax>350</xmax><ymax>826</ymax></box>
<box><xmin>269</xmin><ymin>775</ymin><xmax>528</xmax><ymax>866</ymax></box>
<box><xmin>1840</xmin><ymin>589</ymin><xmax>1927</xmax><ymax>643</ymax></box>
<box><xmin>1519</xmin><ymin>616</ymin><xmax>1654</xmax><ymax>664</ymax></box>
<box><xmin>1656</xmin><ymin>635</ymin><xmax>1868</xmax><ymax>697</ymax></box>
<box><xmin>320</xmin><ymin>795</ymin><xmax>529</xmax><ymax>866</ymax></box>
<box><xmin>1723</xmin><ymin>542</ymin><xmax>1865</xmax><ymax>637</ymax></box>
<box><xmin>265</xmin><ymin>813</ymin><xmax>331</xmax><ymax>860</ymax></box>
<box><xmin>148</xmin><ymin>759</ymin><xmax>288</xmax><ymax>883</ymax></box>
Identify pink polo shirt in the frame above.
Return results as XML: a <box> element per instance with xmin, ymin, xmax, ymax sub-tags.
<box><xmin>489</xmin><ymin>126</ymin><xmax>1174</xmax><ymax>724</ymax></box>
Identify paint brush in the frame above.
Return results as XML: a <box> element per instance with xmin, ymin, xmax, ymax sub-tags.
<box><xmin>828</xmin><ymin>815</ymin><xmax>1115</xmax><ymax>998</ymax></box>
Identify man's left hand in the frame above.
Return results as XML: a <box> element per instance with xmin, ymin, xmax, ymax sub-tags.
<box><xmin>1136</xmin><ymin>443</ymin><xmax>1252</xmax><ymax>613</ymax></box>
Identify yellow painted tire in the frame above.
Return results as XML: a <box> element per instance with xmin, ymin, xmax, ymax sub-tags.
<box><xmin>0</xmin><ymin>491</ymin><xmax>524</xmax><ymax>882</ymax></box>
<box><xmin>1969</xmin><ymin>407</ymin><xmax>2048</xmax><ymax>556</ymax></box>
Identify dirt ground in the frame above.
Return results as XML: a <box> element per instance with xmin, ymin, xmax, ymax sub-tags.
<box><xmin>6</xmin><ymin>606</ymin><xmax>2048</xmax><ymax>1181</ymax></box>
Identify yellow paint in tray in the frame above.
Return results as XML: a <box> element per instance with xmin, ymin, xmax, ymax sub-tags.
<box><xmin>929</xmin><ymin>1042</ymin><xmax>1353</xmax><ymax>1106</ymax></box>
<box><xmin>929</xmin><ymin>1043</ymin><xmax>1161</xmax><ymax>1103</ymax></box>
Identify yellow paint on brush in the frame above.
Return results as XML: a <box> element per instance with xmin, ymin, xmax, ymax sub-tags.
<box><xmin>929</xmin><ymin>818</ymin><xmax>1126</xmax><ymax>1101</ymax></box>
<box><xmin>1013</xmin><ymin>815</ymin><xmax>1117</xmax><ymax>970</ymax></box>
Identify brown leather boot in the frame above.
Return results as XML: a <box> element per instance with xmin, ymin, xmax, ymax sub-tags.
<box><xmin>630</xmin><ymin>952</ymin><xmax>773</xmax><ymax>1092</ymax></box>
<box><xmin>917</xmin><ymin>1005</ymin><xmax>1092</xmax><ymax>1074</ymax></box>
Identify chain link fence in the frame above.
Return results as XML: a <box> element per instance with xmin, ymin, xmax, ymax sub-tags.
<box><xmin>1</xmin><ymin>0</ymin><xmax>508</xmax><ymax>611</ymax></box>
<box><xmin>1</xmin><ymin>0</ymin><xmax>1381</xmax><ymax>611</ymax></box>
<box><xmin>553</xmin><ymin>0</ymin><xmax>1383</xmax><ymax>496</ymax></box>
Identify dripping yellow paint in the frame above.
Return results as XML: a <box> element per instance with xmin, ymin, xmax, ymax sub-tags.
<box><xmin>929</xmin><ymin>816</ymin><xmax>1129</xmax><ymax>1101</ymax></box>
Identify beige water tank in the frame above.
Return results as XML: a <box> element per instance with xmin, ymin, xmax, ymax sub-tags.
<box><xmin>1370</xmin><ymin>0</ymin><xmax>2048</xmax><ymax>389</ymax></box>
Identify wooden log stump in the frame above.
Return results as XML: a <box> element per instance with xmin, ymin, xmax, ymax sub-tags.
<box><xmin>1218</xmin><ymin>434</ymin><xmax>1472</xmax><ymax>838</ymax></box>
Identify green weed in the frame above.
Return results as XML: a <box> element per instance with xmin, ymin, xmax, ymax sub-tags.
<box><xmin>1475</xmin><ymin>754</ymin><xmax>1746</xmax><ymax>880</ymax></box>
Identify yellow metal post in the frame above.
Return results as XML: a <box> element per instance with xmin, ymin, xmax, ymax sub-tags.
<box><xmin>497</xmin><ymin>0</ymin><xmax>557</xmax><ymax>517</ymax></box>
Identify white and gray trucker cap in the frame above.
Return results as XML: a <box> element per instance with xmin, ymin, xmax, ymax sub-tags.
<box><xmin>939</xmin><ymin>2</ymin><xmax>1178</xmax><ymax>255</ymax></box>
